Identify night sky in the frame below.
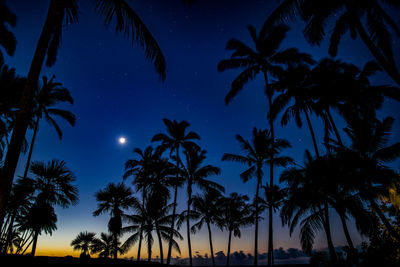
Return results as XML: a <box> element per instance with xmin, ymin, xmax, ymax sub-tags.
<box><xmin>4</xmin><ymin>0</ymin><xmax>400</xmax><ymax>260</ymax></box>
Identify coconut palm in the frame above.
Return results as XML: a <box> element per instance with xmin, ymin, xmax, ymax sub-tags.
<box><xmin>222</xmin><ymin>128</ymin><xmax>292</xmax><ymax>265</ymax></box>
<box><xmin>217</xmin><ymin>193</ymin><xmax>253</xmax><ymax>267</ymax></box>
<box><xmin>218</xmin><ymin>24</ymin><xmax>313</xmax><ymax>266</ymax></box>
<box><xmin>0</xmin><ymin>0</ymin><xmax>16</xmax><ymax>65</ymax></box>
<box><xmin>92</xmin><ymin>232</ymin><xmax>113</xmax><ymax>258</ymax></box>
<box><xmin>191</xmin><ymin>188</ymin><xmax>223</xmax><ymax>266</ymax></box>
<box><xmin>264</xmin><ymin>0</ymin><xmax>400</xmax><ymax>86</ymax></box>
<box><xmin>151</xmin><ymin>118</ymin><xmax>200</xmax><ymax>265</ymax></box>
<box><xmin>93</xmin><ymin>182</ymin><xmax>137</xmax><ymax>259</ymax></box>
<box><xmin>70</xmin><ymin>231</ymin><xmax>97</xmax><ymax>258</ymax></box>
<box><xmin>181</xmin><ymin>147</ymin><xmax>223</xmax><ymax>267</ymax></box>
<box><xmin>0</xmin><ymin>0</ymin><xmax>167</xmax><ymax>224</ymax></box>
<box><xmin>22</xmin><ymin>75</ymin><xmax>76</xmax><ymax>182</ymax></box>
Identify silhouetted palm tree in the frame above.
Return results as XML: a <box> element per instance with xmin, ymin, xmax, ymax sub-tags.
<box><xmin>191</xmin><ymin>189</ymin><xmax>223</xmax><ymax>266</ymax></box>
<box><xmin>264</xmin><ymin>0</ymin><xmax>400</xmax><ymax>85</ymax></box>
<box><xmin>0</xmin><ymin>0</ymin><xmax>167</xmax><ymax>224</ymax></box>
<box><xmin>70</xmin><ymin>231</ymin><xmax>97</xmax><ymax>258</ymax></box>
<box><xmin>22</xmin><ymin>159</ymin><xmax>78</xmax><ymax>256</ymax></box>
<box><xmin>151</xmin><ymin>118</ymin><xmax>199</xmax><ymax>265</ymax></box>
<box><xmin>222</xmin><ymin>128</ymin><xmax>292</xmax><ymax>265</ymax></box>
<box><xmin>218</xmin><ymin>24</ymin><xmax>312</xmax><ymax>266</ymax></box>
<box><xmin>93</xmin><ymin>182</ymin><xmax>136</xmax><ymax>259</ymax></box>
<box><xmin>22</xmin><ymin>75</ymin><xmax>76</xmax><ymax>181</ymax></box>
<box><xmin>92</xmin><ymin>232</ymin><xmax>113</xmax><ymax>258</ymax></box>
<box><xmin>0</xmin><ymin>0</ymin><xmax>16</xmax><ymax>65</ymax></box>
<box><xmin>217</xmin><ymin>193</ymin><xmax>253</xmax><ymax>267</ymax></box>
<box><xmin>181</xmin><ymin>147</ymin><xmax>223</xmax><ymax>267</ymax></box>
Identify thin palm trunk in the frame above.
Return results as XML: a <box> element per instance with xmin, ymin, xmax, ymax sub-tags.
<box><xmin>21</xmin><ymin>233</ymin><xmax>34</xmax><ymax>255</ymax></box>
<box><xmin>326</xmin><ymin>109</ymin><xmax>343</xmax><ymax>146</ymax></box>
<box><xmin>113</xmin><ymin>234</ymin><xmax>118</xmax><ymax>259</ymax></box>
<box><xmin>137</xmin><ymin>229</ymin><xmax>143</xmax><ymax>261</ymax></box>
<box><xmin>338</xmin><ymin>211</ymin><xmax>354</xmax><ymax>249</ymax></box>
<box><xmin>22</xmin><ymin>117</ymin><xmax>40</xmax><ymax>180</ymax></box>
<box><xmin>0</xmin><ymin>0</ymin><xmax>59</xmax><ymax>228</ymax></box>
<box><xmin>187</xmin><ymin>182</ymin><xmax>193</xmax><ymax>267</ymax></box>
<box><xmin>156</xmin><ymin>225</ymin><xmax>163</xmax><ymax>263</ymax></box>
<box><xmin>353</xmin><ymin>17</ymin><xmax>400</xmax><ymax>86</ymax></box>
<box><xmin>322</xmin><ymin>203</ymin><xmax>337</xmax><ymax>262</ymax></box>
<box><xmin>226</xmin><ymin>229</ymin><xmax>232</xmax><ymax>267</ymax></box>
<box><xmin>147</xmin><ymin>229</ymin><xmax>152</xmax><ymax>262</ymax></box>
<box><xmin>30</xmin><ymin>230</ymin><xmax>39</xmax><ymax>257</ymax></box>
<box><xmin>254</xmin><ymin>166</ymin><xmax>261</xmax><ymax>266</ymax></box>
<box><xmin>2</xmin><ymin>210</ymin><xmax>17</xmax><ymax>254</ymax></box>
<box><xmin>206</xmin><ymin>221</ymin><xmax>215</xmax><ymax>266</ymax></box>
<box><xmin>370</xmin><ymin>199</ymin><xmax>400</xmax><ymax>242</ymax></box>
<box><xmin>167</xmin><ymin>147</ymin><xmax>180</xmax><ymax>265</ymax></box>
<box><xmin>304</xmin><ymin>110</ymin><xmax>320</xmax><ymax>157</ymax></box>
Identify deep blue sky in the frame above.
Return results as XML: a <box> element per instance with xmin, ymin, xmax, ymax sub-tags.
<box><xmin>4</xmin><ymin>0</ymin><xmax>400</xmax><ymax>259</ymax></box>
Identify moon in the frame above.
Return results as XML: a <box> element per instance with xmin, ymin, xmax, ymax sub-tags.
<box><xmin>118</xmin><ymin>137</ymin><xmax>127</xmax><ymax>144</ymax></box>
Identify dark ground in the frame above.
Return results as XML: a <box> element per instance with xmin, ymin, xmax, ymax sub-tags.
<box><xmin>0</xmin><ymin>255</ymin><xmax>310</xmax><ymax>267</ymax></box>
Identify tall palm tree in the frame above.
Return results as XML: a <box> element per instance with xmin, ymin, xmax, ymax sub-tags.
<box><xmin>217</xmin><ymin>193</ymin><xmax>253</xmax><ymax>267</ymax></box>
<box><xmin>0</xmin><ymin>0</ymin><xmax>17</xmax><ymax>65</ymax></box>
<box><xmin>151</xmin><ymin>118</ymin><xmax>200</xmax><ymax>265</ymax></box>
<box><xmin>222</xmin><ymin>128</ymin><xmax>292</xmax><ymax>265</ymax></box>
<box><xmin>70</xmin><ymin>231</ymin><xmax>97</xmax><ymax>258</ymax></box>
<box><xmin>191</xmin><ymin>188</ymin><xmax>223</xmax><ymax>266</ymax></box>
<box><xmin>181</xmin><ymin>147</ymin><xmax>223</xmax><ymax>267</ymax></box>
<box><xmin>23</xmin><ymin>159</ymin><xmax>78</xmax><ymax>256</ymax></box>
<box><xmin>218</xmin><ymin>24</ymin><xmax>313</xmax><ymax>266</ymax></box>
<box><xmin>264</xmin><ymin>0</ymin><xmax>400</xmax><ymax>86</ymax></box>
<box><xmin>0</xmin><ymin>0</ymin><xmax>167</xmax><ymax>224</ymax></box>
<box><xmin>22</xmin><ymin>75</ymin><xmax>76</xmax><ymax>181</ymax></box>
<box><xmin>93</xmin><ymin>182</ymin><xmax>137</xmax><ymax>259</ymax></box>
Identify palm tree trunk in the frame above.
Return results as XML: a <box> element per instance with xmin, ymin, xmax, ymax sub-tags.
<box><xmin>326</xmin><ymin>109</ymin><xmax>343</xmax><ymax>146</ymax></box>
<box><xmin>353</xmin><ymin>17</ymin><xmax>400</xmax><ymax>86</ymax></box>
<box><xmin>148</xmin><ymin>231</ymin><xmax>152</xmax><ymax>262</ymax></box>
<box><xmin>226</xmin><ymin>229</ymin><xmax>232</xmax><ymax>267</ymax></box>
<box><xmin>2</xmin><ymin>210</ymin><xmax>17</xmax><ymax>254</ymax></box>
<box><xmin>0</xmin><ymin>0</ymin><xmax>59</xmax><ymax>228</ymax></box>
<box><xmin>30</xmin><ymin>230</ymin><xmax>39</xmax><ymax>257</ymax></box>
<box><xmin>304</xmin><ymin>110</ymin><xmax>320</xmax><ymax>157</ymax></box>
<box><xmin>137</xmin><ymin>229</ymin><xmax>143</xmax><ymax>261</ymax></box>
<box><xmin>206</xmin><ymin>221</ymin><xmax>215</xmax><ymax>267</ymax></box>
<box><xmin>22</xmin><ymin>117</ymin><xmax>40</xmax><ymax>180</ymax></box>
<box><xmin>254</xmin><ymin>167</ymin><xmax>261</xmax><ymax>266</ymax></box>
<box><xmin>322</xmin><ymin>202</ymin><xmax>337</xmax><ymax>262</ymax></box>
<box><xmin>113</xmin><ymin>234</ymin><xmax>118</xmax><ymax>259</ymax></box>
<box><xmin>156</xmin><ymin>223</ymin><xmax>163</xmax><ymax>264</ymax></box>
<box><xmin>187</xmin><ymin>183</ymin><xmax>193</xmax><ymax>267</ymax></box>
<box><xmin>265</xmin><ymin>76</ymin><xmax>275</xmax><ymax>267</ymax></box>
<box><xmin>167</xmin><ymin>147</ymin><xmax>180</xmax><ymax>265</ymax></box>
<box><xmin>338</xmin><ymin>211</ymin><xmax>354</xmax><ymax>250</ymax></box>
<box><xmin>370</xmin><ymin>199</ymin><xmax>400</xmax><ymax>242</ymax></box>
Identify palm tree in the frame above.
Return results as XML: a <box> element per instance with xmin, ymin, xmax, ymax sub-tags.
<box><xmin>70</xmin><ymin>231</ymin><xmax>97</xmax><ymax>258</ymax></box>
<box><xmin>151</xmin><ymin>118</ymin><xmax>200</xmax><ymax>265</ymax></box>
<box><xmin>22</xmin><ymin>75</ymin><xmax>76</xmax><ymax>181</ymax></box>
<box><xmin>93</xmin><ymin>182</ymin><xmax>137</xmax><ymax>259</ymax></box>
<box><xmin>22</xmin><ymin>159</ymin><xmax>78</xmax><ymax>256</ymax></box>
<box><xmin>0</xmin><ymin>0</ymin><xmax>167</xmax><ymax>224</ymax></box>
<box><xmin>92</xmin><ymin>232</ymin><xmax>113</xmax><ymax>258</ymax></box>
<box><xmin>222</xmin><ymin>128</ymin><xmax>292</xmax><ymax>265</ymax></box>
<box><xmin>218</xmin><ymin>24</ymin><xmax>313</xmax><ymax>266</ymax></box>
<box><xmin>264</xmin><ymin>0</ymin><xmax>400</xmax><ymax>86</ymax></box>
<box><xmin>191</xmin><ymin>189</ymin><xmax>223</xmax><ymax>266</ymax></box>
<box><xmin>217</xmin><ymin>193</ymin><xmax>253</xmax><ymax>267</ymax></box>
<box><xmin>0</xmin><ymin>0</ymin><xmax>16</xmax><ymax>65</ymax></box>
<box><xmin>181</xmin><ymin>147</ymin><xmax>223</xmax><ymax>267</ymax></box>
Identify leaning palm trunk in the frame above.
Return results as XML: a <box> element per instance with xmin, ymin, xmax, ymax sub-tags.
<box><xmin>156</xmin><ymin>223</ymin><xmax>163</xmax><ymax>264</ymax></box>
<box><xmin>304</xmin><ymin>110</ymin><xmax>320</xmax><ymax>157</ymax></box>
<box><xmin>206</xmin><ymin>221</ymin><xmax>215</xmax><ymax>266</ymax></box>
<box><xmin>369</xmin><ymin>198</ymin><xmax>400</xmax><ymax>242</ymax></box>
<box><xmin>0</xmin><ymin>0</ymin><xmax>59</xmax><ymax>228</ymax></box>
<box><xmin>266</xmin><ymin>85</ymin><xmax>274</xmax><ymax>267</ymax></box>
<box><xmin>30</xmin><ymin>230</ymin><xmax>40</xmax><ymax>256</ymax></box>
<box><xmin>322</xmin><ymin>202</ymin><xmax>337</xmax><ymax>262</ymax></box>
<box><xmin>338</xmin><ymin>211</ymin><xmax>354</xmax><ymax>250</ymax></box>
<box><xmin>137</xmin><ymin>229</ymin><xmax>143</xmax><ymax>261</ymax></box>
<box><xmin>167</xmin><ymin>147</ymin><xmax>180</xmax><ymax>265</ymax></box>
<box><xmin>187</xmin><ymin>183</ymin><xmax>193</xmax><ymax>267</ymax></box>
<box><xmin>254</xmin><ymin>167</ymin><xmax>261</xmax><ymax>266</ymax></box>
<box><xmin>22</xmin><ymin>117</ymin><xmax>40</xmax><ymax>180</ymax></box>
<box><xmin>226</xmin><ymin>229</ymin><xmax>232</xmax><ymax>267</ymax></box>
<box><xmin>326</xmin><ymin>109</ymin><xmax>343</xmax><ymax>146</ymax></box>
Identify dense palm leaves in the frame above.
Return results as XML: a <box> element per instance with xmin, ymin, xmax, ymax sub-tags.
<box><xmin>71</xmin><ymin>231</ymin><xmax>97</xmax><ymax>258</ymax></box>
<box><xmin>93</xmin><ymin>182</ymin><xmax>136</xmax><ymax>259</ymax></box>
<box><xmin>0</xmin><ymin>0</ymin><xmax>16</xmax><ymax>65</ymax></box>
<box><xmin>0</xmin><ymin>0</ymin><xmax>167</xmax><ymax>224</ymax></box>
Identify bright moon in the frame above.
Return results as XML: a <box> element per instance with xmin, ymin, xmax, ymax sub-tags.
<box><xmin>118</xmin><ymin>137</ymin><xmax>126</xmax><ymax>144</ymax></box>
